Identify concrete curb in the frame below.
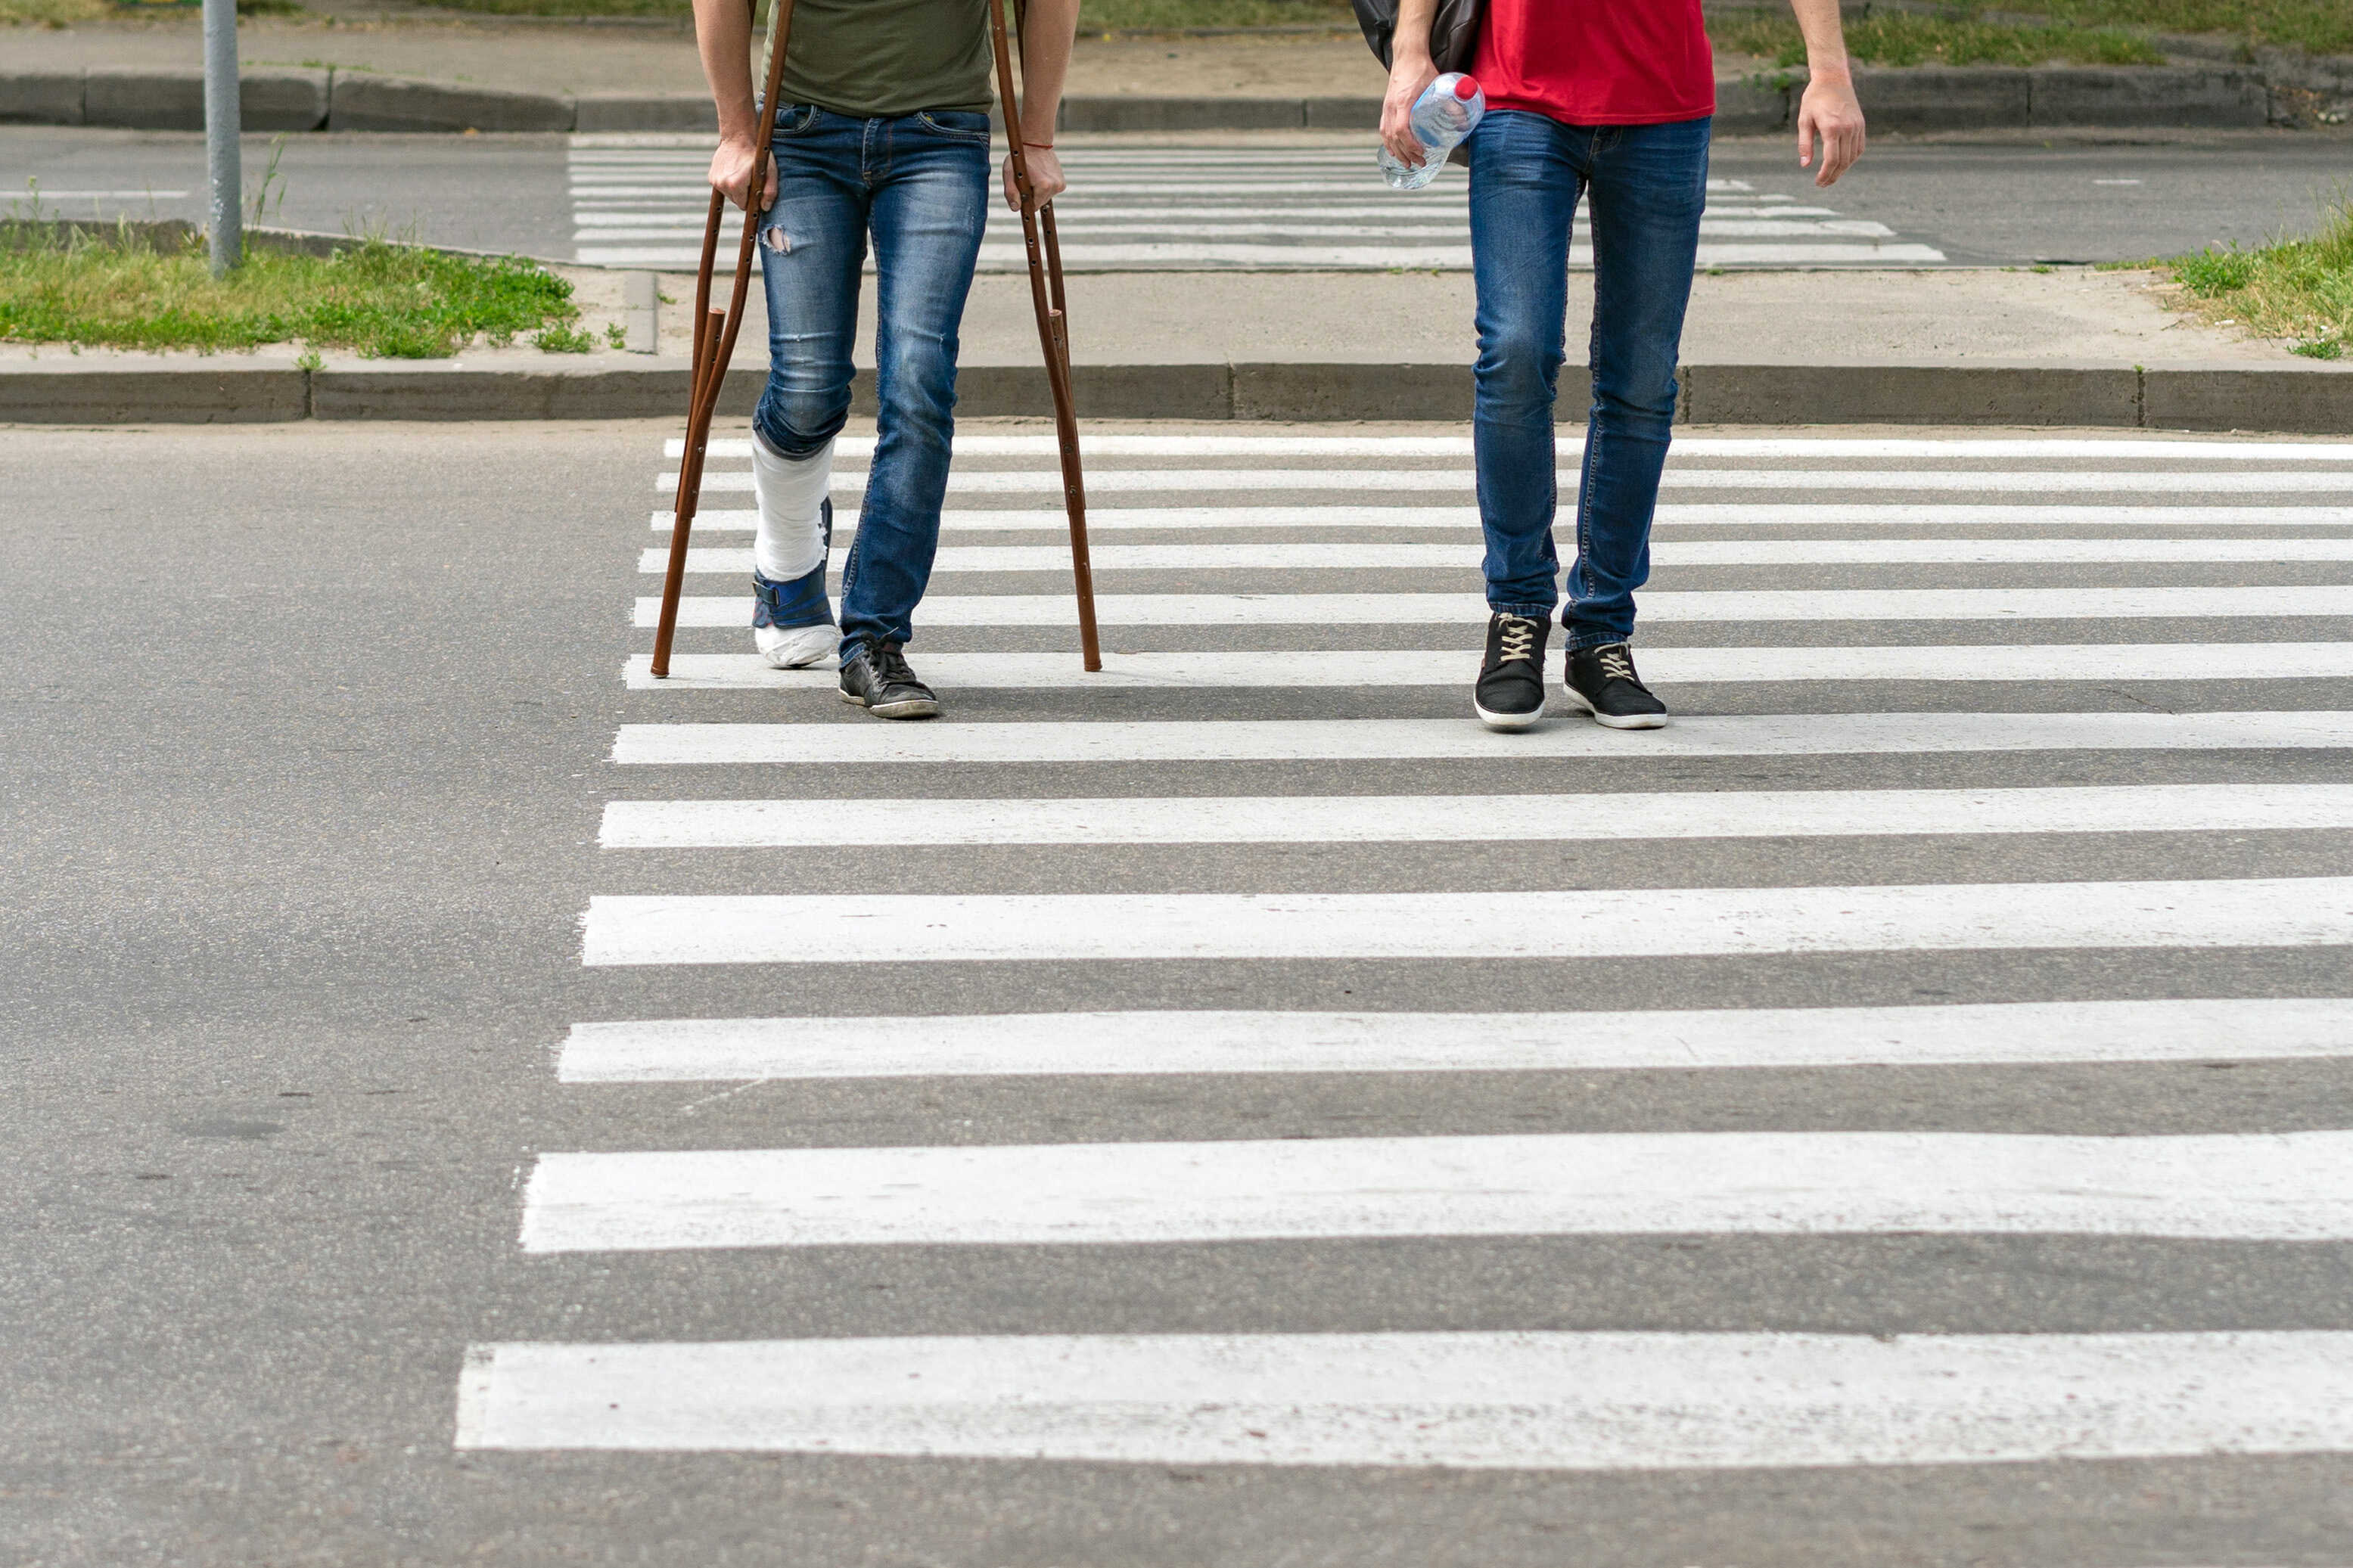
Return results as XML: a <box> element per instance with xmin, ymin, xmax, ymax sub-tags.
<box><xmin>5</xmin><ymin>359</ymin><xmax>2347</xmax><ymax>431</ymax></box>
<box><xmin>0</xmin><ymin>64</ymin><xmax>2312</xmax><ymax>135</ymax></box>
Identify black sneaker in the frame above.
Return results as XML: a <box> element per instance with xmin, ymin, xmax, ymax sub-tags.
<box><xmin>838</xmin><ymin>639</ymin><xmax>941</xmax><ymax>719</ymax></box>
<box><xmin>1563</xmin><ymin>641</ymin><xmax>1668</xmax><ymax>729</ymax></box>
<box><xmin>1472</xmin><ymin>613</ymin><xmax>1549</xmax><ymax>731</ymax></box>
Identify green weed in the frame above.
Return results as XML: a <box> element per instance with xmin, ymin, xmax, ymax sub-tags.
<box><xmin>2174</xmin><ymin>247</ymin><xmax>2258</xmax><ymax>296</ymax></box>
<box><xmin>2149</xmin><ymin>201</ymin><xmax>2353</xmax><ymax>349</ymax></box>
<box><xmin>532</xmin><ymin>321</ymin><xmax>596</xmax><ymax>352</ymax></box>
<box><xmin>0</xmin><ymin>0</ymin><xmax>108</xmax><ymax>26</ymax></box>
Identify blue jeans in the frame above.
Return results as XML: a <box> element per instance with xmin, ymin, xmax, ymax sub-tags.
<box><xmin>753</xmin><ymin>104</ymin><xmax>989</xmax><ymax>654</ymax></box>
<box><xmin>1466</xmin><ymin>111</ymin><xmax>1710</xmax><ymax>650</ymax></box>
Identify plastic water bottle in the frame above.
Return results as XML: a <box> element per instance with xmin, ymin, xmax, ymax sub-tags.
<box><xmin>1379</xmin><ymin>73</ymin><xmax>1484</xmax><ymax>191</ymax></box>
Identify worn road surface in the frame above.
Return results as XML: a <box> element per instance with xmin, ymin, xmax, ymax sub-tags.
<box><xmin>5</xmin><ymin>419</ymin><xmax>2353</xmax><ymax>1564</ymax></box>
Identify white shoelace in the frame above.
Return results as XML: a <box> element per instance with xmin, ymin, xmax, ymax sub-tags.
<box><xmin>1596</xmin><ymin>645</ymin><xmax>1639</xmax><ymax>684</ymax></box>
<box><xmin>1495</xmin><ymin>616</ymin><xmax>1540</xmax><ymax>666</ymax></box>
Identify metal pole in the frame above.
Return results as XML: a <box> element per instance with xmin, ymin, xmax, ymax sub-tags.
<box><xmin>202</xmin><ymin>0</ymin><xmax>242</xmax><ymax>277</ymax></box>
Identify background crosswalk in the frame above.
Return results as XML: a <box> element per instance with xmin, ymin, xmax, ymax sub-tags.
<box><xmin>567</xmin><ymin>136</ymin><xmax>1950</xmax><ymax>271</ymax></box>
<box><xmin>460</xmin><ymin>427</ymin><xmax>2353</xmax><ymax>1479</ymax></box>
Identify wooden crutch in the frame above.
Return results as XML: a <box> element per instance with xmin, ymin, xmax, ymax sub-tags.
<box><xmin>648</xmin><ymin>0</ymin><xmax>798</xmax><ymax>680</ymax></box>
<box><xmin>987</xmin><ymin>0</ymin><xmax>1102</xmax><ymax>672</ymax></box>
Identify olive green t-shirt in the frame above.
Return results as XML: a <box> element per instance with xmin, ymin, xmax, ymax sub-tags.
<box><xmin>772</xmin><ymin>0</ymin><xmax>996</xmax><ymax>119</ymax></box>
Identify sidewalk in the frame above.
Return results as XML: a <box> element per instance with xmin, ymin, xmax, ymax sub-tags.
<box><xmin>604</xmin><ymin>265</ymin><xmax>2300</xmax><ymax>368</ymax></box>
<box><xmin>6</xmin><ymin>265</ymin><xmax>2345</xmax><ymax>429</ymax></box>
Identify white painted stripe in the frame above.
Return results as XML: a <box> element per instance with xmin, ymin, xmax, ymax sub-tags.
<box><xmin>26</xmin><ymin>188</ymin><xmax>194</xmax><ymax>199</ymax></box>
<box><xmin>654</xmin><ymin>505</ymin><xmax>2353</xmax><ymax>532</ymax></box>
<box><xmin>636</xmin><ymin>539</ymin><xmax>2353</xmax><ymax>573</ymax></box>
<box><xmin>965</xmin><ymin>243</ymin><xmax>1948</xmax><ymax>265</ymax></box>
<box><xmin>575</xmin><ymin>179</ymin><xmax>1437</xmax><ymax>195</ymax></box>
<box><xmin>572</xmin><ymin>203</ymin><xmax>1484</xmax><ymax>223</ymax></box>
<box><xmin>674</xmin><ymin>436</ymin><xmax>2353</xmax><ymax>461</ymax></box>
<box><xmin>1024</xmin><ymin>206</ymin><xmax>1829</xmax><ymax>221</ymax></box>
<box><xmin>622</xmin><ymin>644</ymin><xmax>2353</xmax><ymax>691</ymax></box>
<box><xmin>566</xmin><ymin>185</ymin><xmax>735</xmax><ymax>197</ymax></box>
<box><xmin>457</xmin><ymin>1330</ymin><xmax>2353</xmax><ymax>1469</ymax></box>
<box><xmin>1685</xmin><ymin>219</ymin><xmax>1898</xmax><ymax>237</ymax></box>
<box><xmin>596</xmin><ymin>783</ymin><xmax>2353</xmax><ymax>849</ymax></box>
<box><xmin>1642</xmin><ymin>505</ymin><xmax>2353</xmax><ymax>529</ymax></box>
<box><xmin>575</xmin><ymin>248</ymin><xmax>732</xmax><ymax>265</ymax></box>
<box><xmin>662</xmin><ymin>467</ymin><xmax>2353</xmax><ymax>495</ymax></box>
<box><xmin>578</xmin><ymin>875</ymin><xmax>2353</xmax><ymax>965</ymax></box>
<box><xmin>636</xmin><ymin>585</ymin><xmax>2353</xmax><ymax>628</ymax></box>
<box><xmin>904</xmin><ymin>219</ymin><xmax>1901</xmax><ymax>241</ymax></box>
<box><xmin>610</xmin><ymin>710</ymin><xmax>2353</xmax><ymax>765</ymax></box>
<box><xmin>520</xmin><ymin>1131</ymin><xmax>2353</xmax><ymax>1250</ymax></box>
<box><xmin>1006</xmin><ymin>222</ymin><xmax>1474</xmax><ymax>241</ymax></box>
<box><xmin>564</xmin><ymin>211</ymin><xmax>716</xmax><ymax>225</ymax></box>
<box><xmin>987</xmin><ymin>180</ymin><xmax>1459</xmax><ymax>194</ymax></box>
<box><xmin>556</xmin><ymin>998</ymin><xmax>2353</xmax><ymax>1082</ymax></box>
<box><xmin>993</xmin><ymin>205</ymin><xmax>1475</xmax><ymax>221</ymax></box>
<box><xmin>582</xmin><ymin>244</ymin><xmax>1932</xmax><ymax>269</ymax></box>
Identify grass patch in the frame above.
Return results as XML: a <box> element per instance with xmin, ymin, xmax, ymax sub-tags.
<box><xmin>2134</xmin><ymin>200</ymin><xmax>2353</xmax><ymax>359</ymax></box>
<box><xmin>3</xmin><ymin>0</ymin><xmax>305</xmax><ymax>16</ymax></box>
<box><xmin>1720</xmin><ymin>0</ymin><xmax>2353</xmax><ymax>58</ymax></box>
<box><xmin>1994</xmin><ymin>0</ymin><xmax>2353</xmax><ymax>58</ymax></box>
<box><xmin>1</xmin><ymin>0</ymin><xmax>107</xmax><ymax>25</ymax></box>
<box><xmin>0</xmin><ymin>220</ymin><xmax>586</xmax><ymax>357</ymax></box>
<box><xmin>1711</xmin><ymin>10</ymin><xmax>2164</xmax><ymax>68</ymax></box>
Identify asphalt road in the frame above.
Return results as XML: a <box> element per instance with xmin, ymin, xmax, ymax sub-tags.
<box><xmin>5</xmin><ymin>418</ymin><xmax>2353</xmax><ymax>1565</ymax></box>
<box><xmin>6</xmin><ymin>126</ymin><xmax>2351</xmax><ymax>266</ymax></box>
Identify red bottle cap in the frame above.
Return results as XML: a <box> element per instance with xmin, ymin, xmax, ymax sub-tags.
<box><xmin>1453</xmin><ymin>76</ymin><xmax>1479</xmax><ymax>99</ymax></box>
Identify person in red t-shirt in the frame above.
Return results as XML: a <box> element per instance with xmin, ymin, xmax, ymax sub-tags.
<box><xmin>1382</xmin><ymin>0</ymin><xmax>1864</xmax><ymax>731</ymax></box>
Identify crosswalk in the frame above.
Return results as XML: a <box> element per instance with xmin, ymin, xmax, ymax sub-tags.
<box><xmin>567</xmin><ymin>135</ymin><xmax>1948</xmax><ymax>271</ymax></box>
<box><xmin>460</xmin><ymin>428</ymin><xmax>2353</xmax><ymax>1480</ymax></box>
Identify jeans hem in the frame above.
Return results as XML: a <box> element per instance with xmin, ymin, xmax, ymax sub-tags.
<box><xmin>1487</xmin><ymin>601</ymin><xmax>1557</xmax><ymax>619</ymax></box>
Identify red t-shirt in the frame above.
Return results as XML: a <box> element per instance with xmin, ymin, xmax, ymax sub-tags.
<box><xmin>1470</xmin><ymin>0</ymin><xmax>1716</xmax><ymax>126</ymax></box>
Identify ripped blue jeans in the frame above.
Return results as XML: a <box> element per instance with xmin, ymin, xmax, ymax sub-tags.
<box><xmin>754</xmin><ymin>104</ymin><xmax>989</xmax><ymax>654</ymax></box>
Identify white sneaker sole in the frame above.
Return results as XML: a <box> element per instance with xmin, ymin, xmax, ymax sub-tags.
<box><xmin>839</xmin><ymin>688</ymin><xmax>942</xmax><ymax>720</ymax></box>
<box><xmin>1472</xmin><ymin>697</ymin><xmax>1544</xmax><ymax>733</ymax></box>
<box><xmin>755</xmin><ymin>623</ymin><xmax>839</xmax><ymax>669</ymax></box>
<box><xmin>1562</xmin><ymin>688</ymin><xmax>1668</xmax><ymax>730</ymax></box>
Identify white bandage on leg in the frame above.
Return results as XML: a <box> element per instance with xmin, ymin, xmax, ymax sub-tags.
<box><xmin>751</xmin><ymin>428</ymin><xmax>834</xmax><ymax>582</ymax></box>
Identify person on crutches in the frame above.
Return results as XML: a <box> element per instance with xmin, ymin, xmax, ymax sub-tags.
<box><xmin>692</xmin><ymin>0</ymin><xmax>1080</xmax><ymax>719</ymax></box>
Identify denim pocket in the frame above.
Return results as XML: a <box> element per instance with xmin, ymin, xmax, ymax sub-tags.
<box><xmin>769</xmin><ymin>103</ymin><xmax>822</xmax><ymax>138</ymax></box>
<box><xmin>915</xmin><ymin>110</ymin><xmax>993</xmax><ymax>143</ymax></box>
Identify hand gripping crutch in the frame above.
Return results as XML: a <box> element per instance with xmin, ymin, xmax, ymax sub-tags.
<box><xmin>987</xmin><ymin>0</ymin><xmax>1102</xmax><ymax>671</ymax></box>
<box><xmin>648</xmin><ymin>0</ymin><xmax>798</xmax><ymax>680</ymax></box>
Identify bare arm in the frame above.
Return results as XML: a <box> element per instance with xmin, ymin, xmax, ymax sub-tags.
<box><xmin>1789</xmin><ymin>0</ymin><xmax>1865</xmax><ymax>186</ymax></box>
<box><xmin>695</xmin><ymin>0</ymin><xmax>774</xmax><ymax>210</ymax></box>
<box><xmin>1379</xmin><ymin>0</ymin><xmax>1441</xmax><ymax>167</ymax></box>
<box><xmin>1004</xmin><ymin>0</ymin><xmax>1079</xmax><ymax>210</ymax></box>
